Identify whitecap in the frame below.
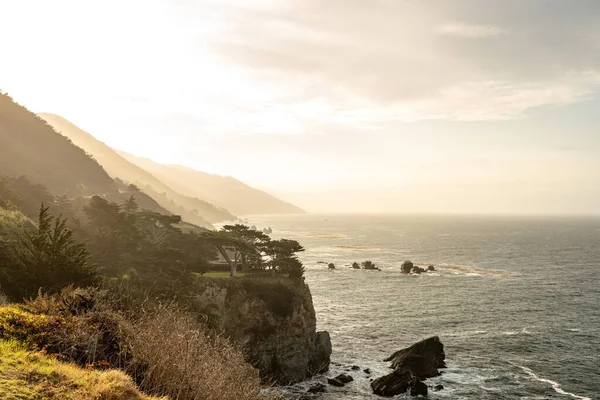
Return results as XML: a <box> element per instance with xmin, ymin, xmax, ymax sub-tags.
<box><xmin>518</xmin><ymin>365</ymin><xmax>592</xmax><ymax>400</ymax></box>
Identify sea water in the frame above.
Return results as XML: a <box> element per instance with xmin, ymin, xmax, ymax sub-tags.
<box><xmin>244</xmin><ymin>214</ymin><xmax>600</xmax><ymax>399</ymax></box>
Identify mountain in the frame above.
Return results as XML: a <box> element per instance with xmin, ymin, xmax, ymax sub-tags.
<box><xmin>117</xmin><ymin>152</ymin><xmax>305</xmax><ymax>216</ymax></box>
<box><xmin>0</xmin><ymin>93</ymin><xmax>169</xmax><ymax>216</ymax></box>
<box><xmin>38</xmin><ymin>113</ymin><xmax>234</xmax><ymax>226</ymax></box>
<box><xmin>0</xmin><ymin>93</ymin><xmax>115</xmax><ymax>197</ymax></box>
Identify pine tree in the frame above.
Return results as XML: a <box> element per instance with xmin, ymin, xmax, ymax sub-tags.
<box><xmin>1</xmin><ymin>204</ymin><xmax>97</xmax><ymax>300</ymax></box>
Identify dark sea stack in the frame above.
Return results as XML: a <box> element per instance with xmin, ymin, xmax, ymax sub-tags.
<box><xmin>385</xmin><ymin>336</ymin><xmax>446</xmax><ymax>373</ymax></box>
<box><xmin>328</xmin><ymin>263</ymin><xmax>335</xmax><ymax>269</ymax></box>
<box><xmin>371</xmin><ymin>370</ymin><xmax>413</xmax><ymax>396</ymax></box>
<box><xmin>372</xmin><ymin>336</ymin><xmax>446</xmax><ymax>397</ymax></box>
<box><xmin>401</xmin><ymin>260</ymin><xmax>414</xmax><ymax>273</ymax></box>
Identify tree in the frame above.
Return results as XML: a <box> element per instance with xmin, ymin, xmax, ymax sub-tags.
<box><xmin>220</xmin><ymin>224</ymin><xmax>271</xmax><ymax>271</ymax></box>
<box><xmin>263</xmin><ymin>239</ymin><xmax>305</xmax><ymax>277</ymax></box>
<box><xmin>0</xmin><ymin>204</ymin><xmax>97</xmax><ymax>300</ymax></box>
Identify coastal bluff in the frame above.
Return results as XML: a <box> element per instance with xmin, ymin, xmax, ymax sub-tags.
<box><xmin>192</xmin><ymin>278</ymin><xmax>332</xmax><ymax>384</ymax></box>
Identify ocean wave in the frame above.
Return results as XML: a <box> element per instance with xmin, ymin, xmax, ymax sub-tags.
<box><xmin>518</xmin><ymin>365</ymin><xmax>592</xmax><ymax>400</ymax></box>
<box><xmin>432</xmin><ymin>264</ymin><xmax>511</xmax><ymax>277</ymax></box>
<box><xmin>503</xmin><ymin>328</ymin><xmax>532</xmax><ymax>336</ymax></box>
<box><xmin>305</xmin><ymin>232</ymin><xmax>349</xmax><ymax>239</ymax></box>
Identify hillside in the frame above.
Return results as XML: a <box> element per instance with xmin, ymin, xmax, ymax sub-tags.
<box><xmin>119</xmin><ymin>153</ymin><xmax>305</xmax><ymax>216</ymax></box>
<box><xmin>39</xmin><ymin>113</ymin><xmax>233</xmax><ymax>226</ymax></box>
<box><xmin>0</xmin><ymin>93</ymin><xmax>169</xmax><ymax>216</ymax></box>
<box><xmin>0</xmin><ymin>93</ymin><xmax>115</xmax><ymax>197</ymax></box>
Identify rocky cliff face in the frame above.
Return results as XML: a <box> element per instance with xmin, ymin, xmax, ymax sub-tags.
<box><xmin>191</xmin><ymin>278</ymin><xmax>331</xmax><ymax>384</ymax></box>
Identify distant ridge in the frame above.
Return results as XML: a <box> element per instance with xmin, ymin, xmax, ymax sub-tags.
<box><xmin>39</xmin><ymin>113</ymin><xmax>232</xmax><ymax>227</ymax></box>
<box><xmin>117</xmin><ymin>151</ymin><xmax>305</xmax><ymax>216</ymax></box>
<box><xmin>0</xmin><ymin>93</ymin><xmax>169</xmax><ymax>215</ymax></box>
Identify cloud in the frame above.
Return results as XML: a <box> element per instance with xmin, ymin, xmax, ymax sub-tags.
<box><xmin>203</xmin><ymin>0</ymin><xmax>600</xmax><ymax>126</ymax></box>
<box><xmin>438</xmin><ymin>23</ymin><xmax>508</xmax><ymax>38</ymax></box>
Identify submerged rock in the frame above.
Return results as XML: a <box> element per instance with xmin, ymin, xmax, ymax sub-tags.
<box><xmin>335</xmin><ymin>373</ymin><xmax>354</xmax><ymax>384</ymax></box>
<box><xmin>307</xmin><ymin>383</ymin><xmax>327</xmax><ymax>393</ymax></box>
<box><xmin>412</xmin><ymin>266</ymin><xmax>426</xmax><ymax>274</ymax></box>
<box><xmin>327</xmin><ymin>377</ymin><xmax>345</xmax><ymax>387</ymax></box>
<box><xmin>401</xmin><ymin>260</ymin><xmax>414</xmax><ymax>273</ymax></box>
<box><xmin>433</xmin><ymin>384</ymin><xmax>444</xmax><ymax>391</ymax></box>
<box><xmin>371</xmin><ymin>336</ymin><xmax>446</xmax><ymax>397</ymax></box>
<box><xmin>351</xmin><ymin>365</ymin><xmax>360</xmax><ymax>371</ymax></box>
<box><xmin>327</xmin><ymin>373</ymin><xmax>353</xmax><ymax>387</ymax></box>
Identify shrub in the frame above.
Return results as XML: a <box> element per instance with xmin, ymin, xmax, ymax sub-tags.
<box><xmin>126</xmin><ymin>304</ymin><xmax>264</xmax><ymax>400</ymax></box>
<box><xmin>0</xmin><ymin>340</ymin><xmax>163</xmax><ymax>400</ymax></box>
<box><xmin>0</xmin><ymin>287</ymin><xmax>133</xmax><ymax>370</ymax></box>
<box><xmin>241</xmin><ymin>279</ymin><xmax>299</xmax><ymax>318</ymax></box>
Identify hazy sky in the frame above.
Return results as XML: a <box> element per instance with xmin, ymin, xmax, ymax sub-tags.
<box><xmin>1</xmin><ymin>0</ymin><xmax>600</xmax><ymax>213</ymax></box>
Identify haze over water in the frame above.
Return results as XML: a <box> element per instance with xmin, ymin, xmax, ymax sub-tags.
<box><xmin>245</xmin><ymin>214</ymin><xmax>600</xmax><ymax>399</ymax></box>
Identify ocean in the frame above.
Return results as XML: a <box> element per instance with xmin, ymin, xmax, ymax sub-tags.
<box><xmin>243</xmin><ymin>214</ymin><xmax>600</xmax><ymax>399</ymax></box>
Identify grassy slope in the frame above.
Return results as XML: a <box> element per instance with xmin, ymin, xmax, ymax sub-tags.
<box><xmin>0</xmin><ymin>340</ymin><xmax>164</xmax><ymax>400</ymax></box>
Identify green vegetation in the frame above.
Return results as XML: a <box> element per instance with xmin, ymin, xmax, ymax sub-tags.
<box><xmin>0</xmin><ymin>340</ymin><xmax>163</xmax><ymax>400</ymax></box>
<box><xmin>0</xmin><ymin>95</ymin><xmax>309</xmax><ymax>399</ymax></box>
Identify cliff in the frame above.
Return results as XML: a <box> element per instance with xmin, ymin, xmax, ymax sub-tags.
<box><xmin>192</xmin><ymin>278</ymin><xmax>331</xmax><ymax>384</ymax></box>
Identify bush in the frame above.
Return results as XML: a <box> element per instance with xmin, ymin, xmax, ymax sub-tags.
<box><xmin>241</xmin><ymin>279</ymin><xmax>299</xmax><ymax>318</ymax></box>
<box><xmin>0</xmin><ymin>290</ymin><xmax>132</xmax><ymax>369</ymax></box>
<box><xmin>126</xmin><ymin>304</ymin><xmax>264</xmax><ymax>400</ymax></box>
<box><xmin>0</xmin><ymin>340</ymin><xmax>163</xmax><ymax>400</ymax></box>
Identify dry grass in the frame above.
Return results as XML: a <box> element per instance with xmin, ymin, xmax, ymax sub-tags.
<box><xmin>0</xmin><ymin>340</ymin><xmax>165</xmax><ymax>400</ymax></box>
<box><xmin>127</xmin><ymin>304</ymin><xmax>266</xmax><ymax>400</ymax></box>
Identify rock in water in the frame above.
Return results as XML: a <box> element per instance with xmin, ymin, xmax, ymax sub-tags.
<box><xmin>433</xmin><ymin>384</ymin><xmax>444</xmax><ymax>391</ymax></box>
<box><xmin>307</xmin><ymin>383</ymin><xmax>327</xmax><ymax>393</ymax></box>
<box><xmin>371</xmin><ymin>370</ymin><xmax>413</xmax><ymax>396</ymax></box>
<box><xmin>409</xmin><ymin>378</ymin><xmax>428</xmax><ymax>396</ymax></box>
<box><xmin>371</xmin><ymin>336</ymin><xmax>446</xmax><ymax>397</ymax></box>
<box><xmin>327</xmin><ymin>378</ymin><xmax>345</xmax><ymax>387</ymax></box>
<box><xmin>384</xmin><ymin>336</ymin><xmax>446</xmax><ymax>375</ymax></box>
<box><xmin>352</xmin><ymin>262</ymin><xmax>361</xmax><ymax>269</ymax></box>
<box><xmin>334</xmin><ymin>373</ymin><xmax>354</xmax><ymax>384</ymax></box>
<box><xmin>401</xmin><ymin>260</ymin><xmax>414</xmax><ymax>273</ymax></box>
<box><xmin>328</xmin><ymin>263</ymin><xmax>335</xmax><ymax>269</ymax></box>
<box><xmin>427</xmin><ymin>265</ymin><xmax>436</xmax><ymax>271</ymax></box>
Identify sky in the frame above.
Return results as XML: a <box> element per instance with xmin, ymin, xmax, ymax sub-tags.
<box><xmin>1</xmin><ymin>0</ymin><xmax>600</xmax><ymax>214</ymax></box>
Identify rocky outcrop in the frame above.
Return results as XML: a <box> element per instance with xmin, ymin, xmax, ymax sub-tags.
<box><xmin>192</xmin><ymin>279</ymin><xmax>331</xmax><ymax>384</ymax></box>
<box><xmin>412</xmin><ymin>266</ymin><xmax>426</xmax><ymax>274</ymax></box>
<box><xmin>371</xmin><ymin>336</ymin><xmax>445</xmax><ymax>397</ymax></box>
<box><xmin>362</xmin><ymin>261</ymin><xmax>380</xmax><ymax>270</ymax></box>
<box><xmin>328</xmin><ymin>373</ymin><xmax>353</xmax><ymax>387</ymax></box>
<box><xmin>401</xmin><ymin>260</ymin><xmax>414</xmax><ymax>273</ymax></box>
